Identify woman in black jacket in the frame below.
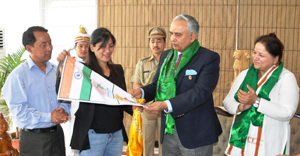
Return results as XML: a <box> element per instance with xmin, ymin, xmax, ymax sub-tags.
<box><xmin>58</xmin><ymin>27</ymin><xmax>132</xmax><ymax>156</ymax></box>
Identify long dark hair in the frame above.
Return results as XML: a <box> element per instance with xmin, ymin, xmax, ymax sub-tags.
<box><xmin>86</xmin><ymin>28</ymin><xmax>122</xmax><ymax>86</ymax></box>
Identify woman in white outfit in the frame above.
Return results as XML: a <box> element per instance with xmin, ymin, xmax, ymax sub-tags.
<box><xmin>60</xmin><ymin>25</ymin><xmax>90</xmax><ymax>156</ymax></box>
<box><xmin>223</xmin><ymin>33</ymin><xmax>299</xmax><ymax>156</ymax></box>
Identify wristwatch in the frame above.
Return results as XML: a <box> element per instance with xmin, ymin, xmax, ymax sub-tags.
<box><xmin>253</xmin><ymin>97</ymin><xmax>261</xmax><ymax>108</ymax></box>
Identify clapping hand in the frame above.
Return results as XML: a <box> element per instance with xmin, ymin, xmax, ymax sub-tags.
<box><xmin>237</xmin><ymin>85</ymin><xmax>257</xmax><ymax>105</ymax></box>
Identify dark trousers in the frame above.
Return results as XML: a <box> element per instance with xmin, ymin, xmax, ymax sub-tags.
<box><xmin>162</xmin><ymin>127</ymin><xmax>213</xmax><ymax>156</ymax></box>
<box><xmin>20</xmin><ymin>125</ymin><xmax>65</xmax><ymax>156</ymax></box>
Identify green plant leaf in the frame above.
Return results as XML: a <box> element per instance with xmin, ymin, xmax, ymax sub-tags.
<box><xmin>0</xmin><ymin>46</ymin><xmax>26</xmax><ymax>93</ymax></box>
<box><xmin>0</xmin><ymin>45</ymin><xmax>26</xmax><ymax>126</ymax></box>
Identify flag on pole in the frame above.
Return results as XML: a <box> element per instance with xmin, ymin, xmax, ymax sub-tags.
<box><xmin>57</xmin><ymin>56</ymin><xmax>142</xmax><ymax>106</ymax></box>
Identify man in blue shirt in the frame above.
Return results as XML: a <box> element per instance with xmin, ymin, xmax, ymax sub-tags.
<box><xmin>2</xmin><ymin>26</ymin><xmax>70</xmax><ymax>156</ymax></box>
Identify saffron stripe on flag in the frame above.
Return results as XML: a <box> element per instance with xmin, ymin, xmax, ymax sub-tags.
<box><xmin>80</xmin><ymin>65</ymin><xmax>92</xmax><ymax>100</ymax></box>
<box><xmin>59</xmin><ymin>57</ymin><xmax>76</xmax><ymax>98</ymax></box>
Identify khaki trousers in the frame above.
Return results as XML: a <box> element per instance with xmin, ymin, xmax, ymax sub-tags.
<box><xmin>142</xmin><ymin>112</ymin><xmax>162</xmax><ymax>156</ymax></box>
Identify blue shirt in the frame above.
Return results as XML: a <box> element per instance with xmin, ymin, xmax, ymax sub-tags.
<box><xmin>2</xmin><ymin>56</ymin><xmax>70</xmax><ymax>129</ymax></box>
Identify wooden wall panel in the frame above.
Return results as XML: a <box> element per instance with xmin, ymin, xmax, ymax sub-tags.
<box><xmin>98</xmin><ymin>0</ymin><xmax>300</xmax><ymax>136</ymax></box>
<box><xmin>238</xmin><ymin>1</ymin><xmax>300</xmax><ymax>113</ymax></box>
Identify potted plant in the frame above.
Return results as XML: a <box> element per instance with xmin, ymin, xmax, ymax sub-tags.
<box><xmin>0</xmin><ymin>45</ymin><xmax>26</xmax><ymax>151</ymax></box>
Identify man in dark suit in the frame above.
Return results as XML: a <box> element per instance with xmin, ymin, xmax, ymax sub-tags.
<box><xmin>130</xmin><ymin>14</ymin><xmax>222</xmax><ymax>156</ymax></box>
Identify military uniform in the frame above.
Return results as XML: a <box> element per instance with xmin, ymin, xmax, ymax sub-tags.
<box><xmin>131</xmin><ymin>54</ymin><xmax>162</xmax><ymax>156</ymax></box>
<box><xmin>131</xmin><ymin>26</ymin><xmax>166</xmax><ymax>156</ymax></box>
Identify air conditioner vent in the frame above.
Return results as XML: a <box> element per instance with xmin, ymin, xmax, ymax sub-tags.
<box><xmin>0</xmin><ymin>29</ymin><xmax>4</xmax><ymax>51</ymax></box>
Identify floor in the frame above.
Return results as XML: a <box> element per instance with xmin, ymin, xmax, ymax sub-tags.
<box><xmin>121</xmin><ymin>146</ymin><xmax>159</xmax><ymax>156</ymax></box>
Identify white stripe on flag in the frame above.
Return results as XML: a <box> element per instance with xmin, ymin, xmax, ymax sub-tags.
<box><xmin>69</xmin><ymin>61</ymin><xmax>84</xmax><ymax>100</ymax></box>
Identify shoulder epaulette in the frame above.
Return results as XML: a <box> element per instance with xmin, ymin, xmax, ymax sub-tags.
<box><xmin>140</xmin><ymin>56</ymin><xmax>151</xmax><ymax>61</ymax></box>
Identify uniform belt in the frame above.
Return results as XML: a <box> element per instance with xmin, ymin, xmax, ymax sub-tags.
<box><xmin>22</xmin><ymin>125</ymin><xmax>60</xmax><ymax>133</ymax></box>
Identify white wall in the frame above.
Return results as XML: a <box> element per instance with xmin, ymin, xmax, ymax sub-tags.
<box><xmin>0</xmin><ymin>0</ymin><xmax>40</xmax><ymax>60</ymax></box>
<box><xmin>0</xmin><ymin>0</ymin><xmax>97</xmax><ymax>64</ymax></box>
<box><xmin>0</xmin><ymin>0</ymin><xmax>97</xmax><ymax>132</ymax></box>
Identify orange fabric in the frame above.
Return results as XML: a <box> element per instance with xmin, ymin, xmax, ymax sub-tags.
<box><xmin>254</xmin><ymin>127</ymin><xmax>263</xmax><ymax>156</ymax></box>
<box><xmin>251</xmin><ymin>66</ymin><xmax>276</xmax><ymax>155</ymax></box>
<box><xmin>242</xmin><ymin>148</ymin><xmax>245</xmax><ymax>156</ymax></box>
<box><xmin>227</xmin><ymin>144</ymin><xmax>233</xmax><ymax>154</ymax></box>
<box><xmin>227</xmin><ymin>144</ymin><xmax>245</xmax><ymax>155</ymax></box>
<box><xmin>126</xmin><ymin>99</ymin><xmax>145</xmax><ymax>156</ymax></box>
<box><xmin>59</xmin><ymin>56</ymin><xmax>76</xmax><ymax>98</ymax></box>
<box><xmin>257</xmin><ymin>64</ymin><xmax>278</xmax><ymax>88</ymax></box>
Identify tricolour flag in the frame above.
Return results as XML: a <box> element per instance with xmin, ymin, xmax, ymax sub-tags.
<box><xmin>57</xmin><ymin>56</ymin><xmax>142</xmax><ymax>106</ymax></box>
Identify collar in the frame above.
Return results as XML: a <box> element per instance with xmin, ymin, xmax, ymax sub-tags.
<box><xmin>28</xmin><ymin>56</ymin><xmax>53</xmax><ymax>72</ymax></box>
<box><xmin>148</xmin><ymin>54</ymin><xmax>155</xmax><ymax>61</ymax></box>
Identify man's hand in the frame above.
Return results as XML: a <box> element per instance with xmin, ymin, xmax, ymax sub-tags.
<box><xmin>129</xmin><ymin>89</ymin><xmax>144</xmax><ymax>112</ymax></box>
<box><xmin>144</xmin><ymin>101</ymin><xmax>167</xmax><ymax>115</ymax></box>
<box><xmin>132</xmin><ymin>100</ymin><xmax>146</xmax><ymax>112</ymax></box>
<box><xmin>128</xmin><ymin>89</ymin><xmax>142</xmax><ymax>99</ymax></box>
<box><xmin>51</xmin><ymin>107</ymin><xmax>70</xmax><ymax>124</ymax></box>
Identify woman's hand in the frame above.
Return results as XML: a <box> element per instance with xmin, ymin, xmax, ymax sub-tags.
<box><xmin>56</xmin><ymin>50</ymin><xmax>70</xmax><ymax>62</ymax></box>
<box><xmin>237</xmin><ymin>103</ymin><xmax>252</xmax><ymax>113</ymax></box>
<box><xmin>238</xmin><ymin>85</ymin><xmax>257</xmax><ymax>105</ymax></box>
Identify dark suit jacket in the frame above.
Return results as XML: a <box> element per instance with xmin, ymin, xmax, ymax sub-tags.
<box><xmin>142</xmin><ymin>47</ymin><xmax>222</xmax><ymax>149</ymax></box>
<box><xmin>69</xmin><ymin>64</ymin><xmax>133</xmax><ymax>151</ymax></box>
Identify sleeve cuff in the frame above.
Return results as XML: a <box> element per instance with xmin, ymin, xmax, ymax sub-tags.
<box><xmin>164</xmin><ymin>100</ymin><xmax>173</xmax><ymax>113</ymax></box>
<box><xmin>60</xmin><ymin>103</ymin><xmax>71</xmax><ymax>115</ymax></box>
<box><xmin>41</xmin><ymin>112</ymin><xmax>52</xmax><ymax>122</ymax></box>
<box><xmin>236</xmin><ymin>103</ymin><xmax>241</xmax><ymax>115</ymax></box>
<box><xmin>138</xmin><ymin>88</ymin><xmax>145</xmax><ymax>99</ymax></box>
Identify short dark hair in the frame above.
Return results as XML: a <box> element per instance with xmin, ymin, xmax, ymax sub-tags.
<box><xmin>22</xmin><ymin>26</ymin><xmax>48</xmax><ymax>48</ymax></box>
<box><xmin>254</xmin><ymin>33</ymin><xmax>284</xmax><ymax>63</ymax></box>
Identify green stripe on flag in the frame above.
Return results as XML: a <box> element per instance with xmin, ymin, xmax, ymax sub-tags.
<box><xmin>80</xmin><ymin>66</ymin><xmax>92</xmax><ymax>100</ymax></box>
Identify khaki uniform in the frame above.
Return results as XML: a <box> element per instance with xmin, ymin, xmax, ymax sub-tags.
<box><xmin>131</xmin><ymin>55</ymin><xmax>162</xmax><ymax>156</ymax></box>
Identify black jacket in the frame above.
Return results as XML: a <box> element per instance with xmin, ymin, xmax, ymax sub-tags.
<box><xmin>143</xmin><ymin>47</ymin><xmax>222</xmax><ymax>149</ymax></box>
<box><xmin>68</xmin><ymin>64</ymin><xmax>133</xmax><ymax>151</ymax></box>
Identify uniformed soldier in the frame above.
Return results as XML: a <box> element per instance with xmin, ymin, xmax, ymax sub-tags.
<box><xmin>131</xmin><ymin>26</ymin><xmax>167</xmax><ymax>156</ymax></box>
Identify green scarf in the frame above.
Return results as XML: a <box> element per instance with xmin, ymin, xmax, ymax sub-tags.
<box><xmin>155</xmin><ymin>39</ymin><xmax>200</xmax><ymax>135</ymax></box>
<box><xmin>230</xmin><ymin>63</ymin><xmax>283</xmax><ymax>149</ymax></box>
